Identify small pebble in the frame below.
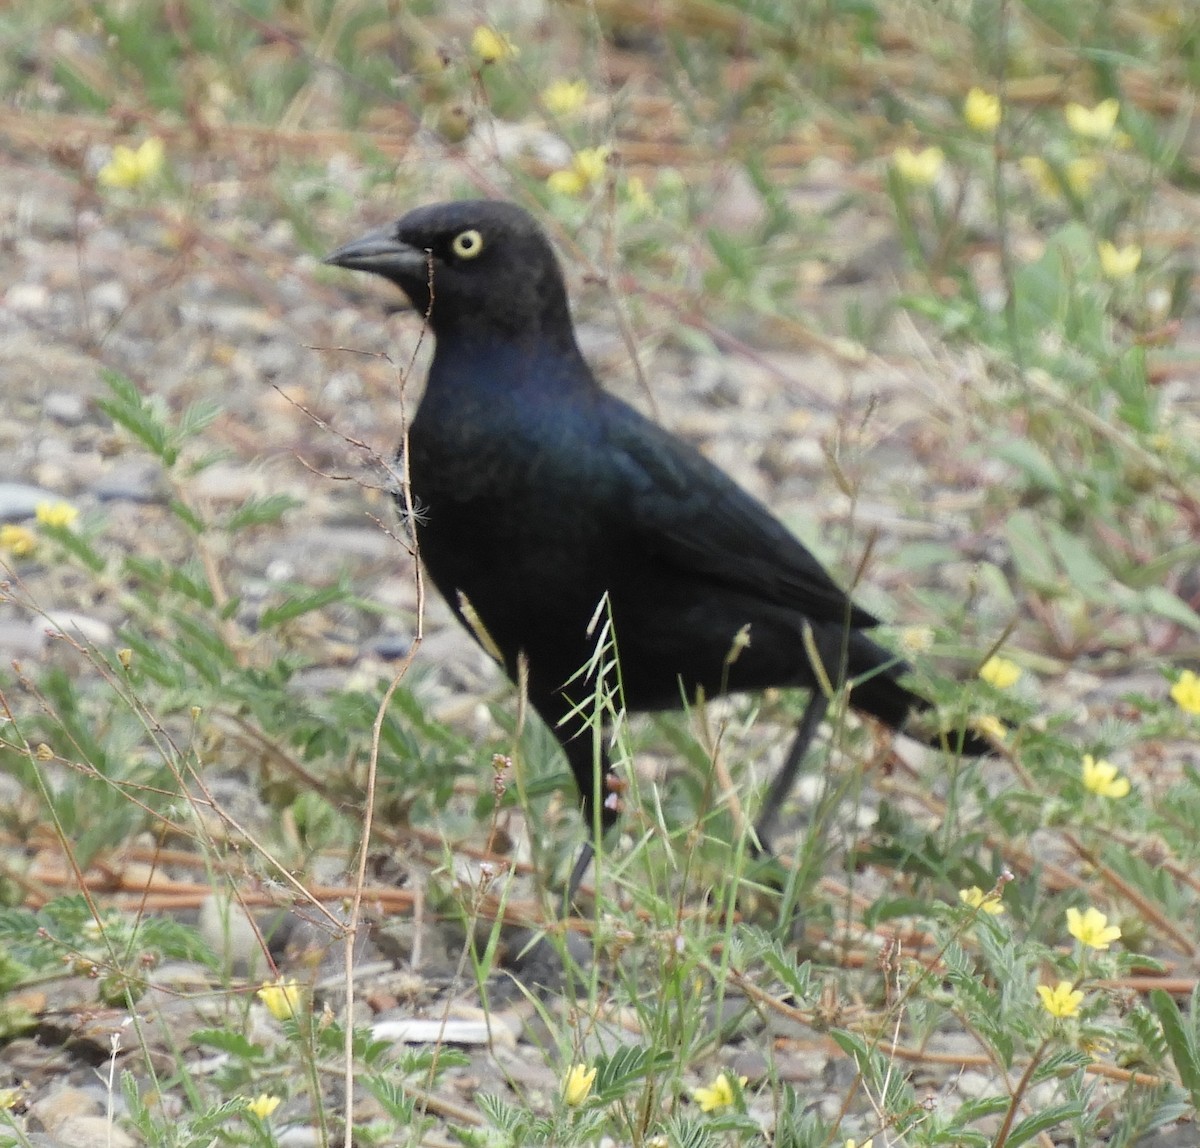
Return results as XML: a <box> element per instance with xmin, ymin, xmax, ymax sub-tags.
<box><xmin>43</xmin><ymin>390</ymin><xmax>88</xmax><ymax>426</ymax></box>
<box><xmin>0</xmin><ymin>482</ymin><xmax>60</xmax><ymax>521</ymax></box>
<box><xmin>5</xmin><ymin>283</ymin><xmax>49</xmax><ymax>313</ymax></box>
<box><xmin>87</xmin><ymin>280</ymin><xmax>129</xmax><ymax>315</ymax></box>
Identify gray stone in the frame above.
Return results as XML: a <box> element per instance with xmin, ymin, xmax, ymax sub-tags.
<box><xmin>0</xmin><ymin>482</ymin><xmax>59</xmax><ymax>521</ymax></box>
<box><xmin>27</xmin><ymin>1086</ymin><xmax>101</xmax><ymax>1132</ymax></box>
<box><xmin>43</xmin><ymin>391</ymin><xmax>88</xmax><ymax>425</ymax></box>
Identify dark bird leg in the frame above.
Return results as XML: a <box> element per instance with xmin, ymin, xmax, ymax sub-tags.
<box><xmin>558</xmin><ymin>727</ymin><xmax>618</xmax><ymax>912</ymax></box>
<box><xmin>752</xmin><ymin>689</ymin><xmax>829</xmax><ymax>855</ymax></box>
<box><xmin>565</xmin><ymin>840</ymin><xmax>595</xmax><ymax>913</ymax></box>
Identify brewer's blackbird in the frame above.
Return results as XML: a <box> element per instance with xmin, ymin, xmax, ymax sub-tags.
<box><xmin>326</xmin><ymin>199</ymin><xmax>991</xmax><ymax>888</ymax></box>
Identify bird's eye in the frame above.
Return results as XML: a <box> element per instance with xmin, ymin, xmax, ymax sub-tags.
<box><xmin>451</xmin><ymin>229</ymin><xmax>484</xmax><ymax>259</ymax></box>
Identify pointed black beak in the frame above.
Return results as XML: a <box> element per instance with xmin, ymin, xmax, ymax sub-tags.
<box><xmin>324</xmin><ymin>228</ymin><xmax>430</xmax><ymax>276</ymax></box>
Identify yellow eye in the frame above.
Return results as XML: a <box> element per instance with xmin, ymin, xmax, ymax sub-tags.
<box><xmin>451</xmin><ymin>229</ymin><xmax>484</xmax><ymax>259</ymax></box>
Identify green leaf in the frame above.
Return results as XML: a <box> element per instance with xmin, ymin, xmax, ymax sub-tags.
<box><xmin>1139</xmin><ymin>586</ymin><xmax>1200</xmax><ymax>633</ymax></box>
<box><xmin>191</xmin><ymin>1029</ymin><xmax>265</xmax><ymax>1059</ymax></box>
<box><xmin>1150</xmin><ymin>988</ymin><xmax>1200</xmax><ymax>1099</ymax></box>
<box><xmin>224</xmin><ymin>494</ymin><xmax>301</xmax><ymax>533</ymax></box>
<box><xmin>758</xmin><ymin>938</ymin><xmax>814</xmax><ymax>999</ymax></box>
<box><xmin>992</xmin><ymin>438</ymin><xmax>1064</xmax><ymax>493</ymax></box>
<box><xmin>1044</xmin><ymin>521</ymin><xmax>1110</xmax><ymax>597</ymax></box>
<box><xmin>41</xmin><ymin>524</ymin><xmax>106</xmax><ymax>573</ymax></box>
<box><xmin>594</xmin><ymin>1045</ymin><xmax>673</xmax><ymax>1098</ymax></box>
<box><xmin>176</xmin><ymin>400</ymin><xmax>221</xmax><ymax>439</ymax></box>
<box><xmin>1005</xmin><ymin>510</ymin><xmax>1058</xmax><ymax>588</ymax></box>
<box><xmin>364</xmin><ymin>1075</ymin><xmax>415</xmax><ymax>1121</ymax></box>
<box><xmin>259</xmin><ymin>584</ymin><xmax>348</xmax><ymax>628</ymax></box>
<box><xmin>169</xmin><ymin>498</ymin><xmax>206</xmax><ymax>535</ymax></box>
<box><xmin>1005</xmin><ymin>1102</ymin><xmax>1085</xmax><ymax>1147</ymax></box>
<box><xmin>189</xmin><ymin>1099</ymin><xmax>254</xmax><ymax>1136</ymax></box>
<box><xmin>954</xmin><ymin>1094</ymin><xmax>1012</xmax><ymax>1121</ymax></box>
<box><xmin>98</xmin><ymin>370</ymin><xmax>177</xmax><ymax>466</ymax></box>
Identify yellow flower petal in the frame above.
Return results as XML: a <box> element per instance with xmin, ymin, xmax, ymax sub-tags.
<box><xmin>1065</xmin><ymin>156</ymin><xmax>1103</xmax><ymax>196</ymax></box>
<box><xmin>1098</xmin><ymin>242</ymin><xmax>1141</xmax><ymax>280</ymax></box>
<box><xmin>1081</xmin><ymin>754</ymin><xmax>1131</xmax><ymax>798</ymax></box>
<box><xmin>1171</xmin><ymin>669</ymin><xmax>1200</xmax><ymax>715</ymax></box>
<box><xmin>963</xmin><ymin>88</ymin><xmax>1002</xmax><ymax>132</ymax></box>
<box><xmin>257</xmin><ymin>977</ymin><xmax>304</xmax><ymax>1021</ymax></box>
<box><xmin>959</xmin><ymin>886</ymin><xmax>1005</xmax><ymax>915</ymax></box>
<box><xmin>0</xmin><ymin>524</ymin><xmax>37</xmax><ymax>557</ymax></box>
<box><xmin>542</xmin><ymin>79</ymin><xmax>588</xmax><ymax>116</ymax></box>
<box><xmin>1037</xmin><ymin>980</ymin><xmax>1084</xmax><ymax>1018</ymax></box>
<box><xmin>1020</xmin><ymin>155</ymin><xmax>1103</xmax><ymax>198</ymax></box>
<box><xmin>98</xmin><ymin>138</ymin><xmax>165</xmax><ymax>189</ymax></box>
<box><xmin>35</xmin><ymin>501</ymin><xmax>79</xmax><ymax>528</ymax></box>
<box><xmin>691</xmin><ymin>1071</ymin><xmax>746</xmax><ymax>1112</ymax></box>
<box><xmin>547</xmin><ymin>170</ymin><xmax>585</xmax><ymax>196</ymax></box>
<box><xmin>892</xmin><ymin>145</ymin><xmax>944</xmax><ymax>186</ymax></box>
<box><xmin>547</xmin><ymin>146</ymin><xmax>610</xmax><ymax>197</ymax></box>
<box><xmin>471</xmin><ymin>25</ymin><xmax>517</xmax><ymax>64</ymax></box>
<box><xmin>979</xmin><ymin>655</ymin><xmax>1021</xmax><ymax>690</ymax></box>
<box><xmin>972</xmin><ymin>714</ymin><xmax>1007</xmax><ymax>743</ymax></box>
<box><xmin>1066</xmin><ymin>906</ymin><xmax>1121</xmax><ymax>950</ymax></box>
<box><xmin>562</xmin><ymin>1063</ymin><xmax>597</xmax><ymax>1106</ymax></box>
<box><xmin>624</xmin><ymin>175</ymin><xmax>654</xmax><ymax>214</ymax></box>
<box><xmin>246</xmin><ymin>1094</ymin><xmax>281</xmax><ymax>1120</ymax></box>
<box><xmin>1064</xmin><ymin>98</ymin><xmax>1120</xmax><ymax>140</ymax></box>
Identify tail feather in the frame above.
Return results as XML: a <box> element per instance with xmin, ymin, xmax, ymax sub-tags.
<box><xmin>842</xmin><ymin>630</ymin><xmax>1000</xmax><ymax>757</ymax></box>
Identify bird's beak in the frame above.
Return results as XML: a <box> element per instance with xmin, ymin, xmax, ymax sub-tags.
<box><xmin>323</xmin><ymin>228</ymin><xmax>431</xmax><ymax>276</ymax></box>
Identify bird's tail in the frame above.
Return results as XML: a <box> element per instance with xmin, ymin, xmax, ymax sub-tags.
<box><xmin>839</xmin><ymin>629</ymin><xmax>1000</xmax><ymax>758</ymax></box>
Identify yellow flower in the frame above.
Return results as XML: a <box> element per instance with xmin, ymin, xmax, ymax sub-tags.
<box><xmin>542</xmin><ymin>79</ymin><xmax>588</xmax><ymax>116</ymax></box>
<box><xmin>246</xmin><ymin>1094</ymin><xmax>281</xmax><ymax>1120</ymax></box>
<box><xmin>1064</xmin><ymin>157</ymin><xmax>1103</xmax><ymax>195</ymax></box>
<box><xmin>1020</xmin><ymin>155</ymin><xmax>1102</xmax><ymax>198</ymax></box>
<box><xmin>547</xmin><ymin>146</ymin><xmax>610</xmax><ymax>197</ymax></box>
<box><xmin>972</xmin><ymin>714</ymin><xmax>1007</xmax><ymax>743</ymax></box>
<box><xmin>35</xmin><ymin>501</ymin><xmax>79</xmax><ymax>529</ymax></box>
<box><xmin>979</xmin><ymin>655</ymin><xmax>1021</xmax><ymax>690</ymax></box>
<box><xmin>692</xmin><ymin>1071</ymin><xmax>746</xmax><ymax>1112</ymax></box>
<box><xmin>1081</xmin><ymin>754</ymin><xmax>1130</xmax><ymax>798</ymax></box>
<box><xmin>959</xmin><ymin>886</ymin><xmax>1005</xmax><ymax>915</ymax></box>
<box><xmin>892</xmin><ymin>145</ymin><xmax>944</xmax><ymax>186</ymax></box>
<box><xmin>562</xmin><ymin>1063</ymin><xmax>597</xmax><ymax>1106</ymax></box>
<box><xmin>1066</xmin><ymin>906</ymin><xmax>1121</xmax><ymax>951</ymax></box>
<box><xmin>624</xmin><ymin>175</ymin><xmax>654</xmax><ymax>214</ymax></box>
<box><xmin>1098</xmin><ymin>242</ymin><xmax>1141</xmax><ymax>280</ymax></box>
<box><xmin>963</xmin><ymin>88</ymin><xmax>1002</xmax><ymax>132</ymax></box>
<box><xmin>1037</xmin><ymin>980</ymin><xmax>1084</xmax><ymax>1018</ymax></box>
<box><xmin>471</xmin><ymin>25</ymin><xmax>517</xmax><ymax>64</ymax></box>
<box><xmin>257</xmin><ymin>977</ymin><xmax>303</xmax><ymax>1021</ymax></box>
<box><xmin>1064</xmin><ymin>98</ymin><xmax>1120</xmax><ymax>140</ymax></box>
<box><xmin>0</xmin><ymin>524</ymin><xmax>37</xmax><ymax>557</ymax></box>
<box><xmin>98</xmin><ymin>138</ymin><xmax>165</xmax><ymax>189</ymax></box>
<box><xmin>1171</xmin><ymin>669</ymin><xmax>1200</xmax><ymax>715</ymax></box>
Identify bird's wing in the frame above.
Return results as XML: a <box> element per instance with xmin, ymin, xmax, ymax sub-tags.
<box><xmin>603</xmin><ymin>401</ymin><xmax>879</xmax><ymax>629</ymax></box>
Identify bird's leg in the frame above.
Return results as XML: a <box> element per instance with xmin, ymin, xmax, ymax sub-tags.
<box><xmin>564</xmin><ymin>840</ymin><xmax>594</xmax><ymax>914</ymax></box>
<box><xmin>558</xmin><ymin>726</ymin><xmax>618</xmax><ymax>913</ymax></box>
<box><xmin>753</xmin><ymin>690</ymin><xmax>829</xmax><ymax>855</ymax></box>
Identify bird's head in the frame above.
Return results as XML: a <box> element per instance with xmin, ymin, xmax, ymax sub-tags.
<box><xmin>325</xmin><ymin>200</ymin><xmax>575</xmax><ymax>344</ymax></box>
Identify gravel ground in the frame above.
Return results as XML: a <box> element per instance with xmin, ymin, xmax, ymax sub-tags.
<box><xmin>1</xmin><ymin>66</ymin><xmax>1195</xmax><ymax>1145</ymax></box>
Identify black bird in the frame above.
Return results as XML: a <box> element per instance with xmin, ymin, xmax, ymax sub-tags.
<box><xmin>326</xmin><ymin>200</ymin><xmax>991</xmax><ymax>891</ymax></box>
